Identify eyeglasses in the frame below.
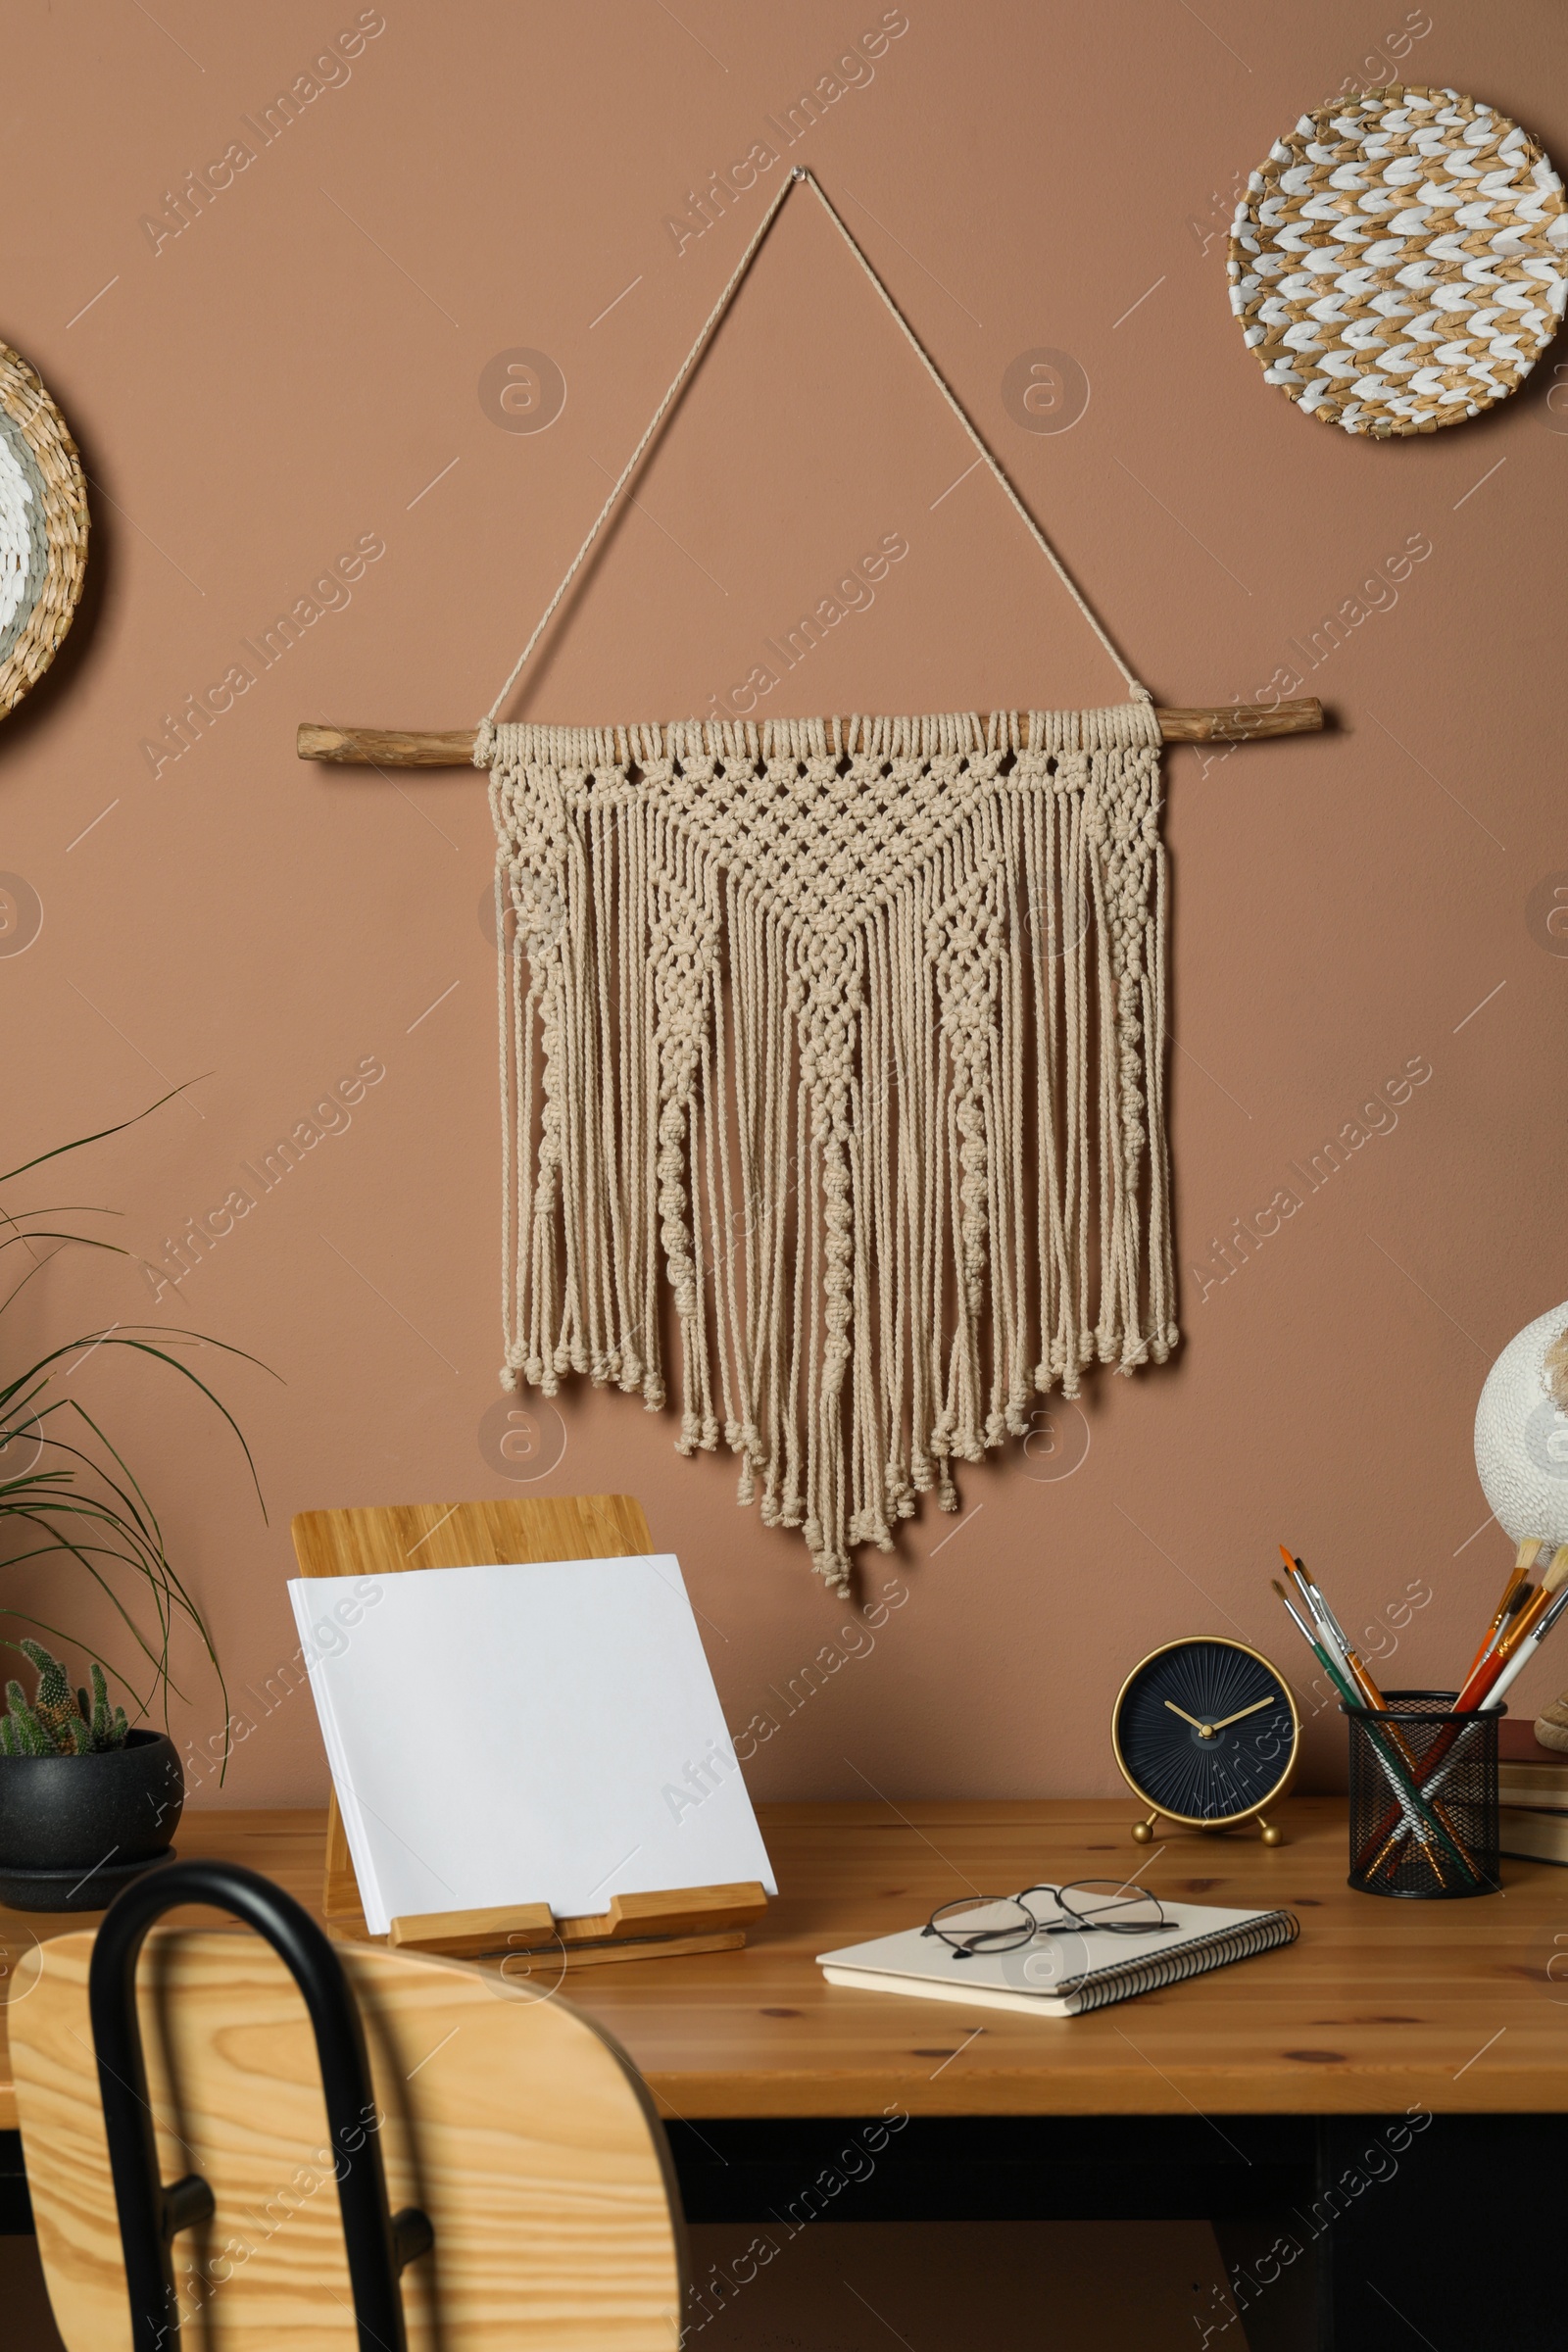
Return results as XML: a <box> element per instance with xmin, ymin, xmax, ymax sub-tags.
<box><xmin>922</xmin><ymin>1880</ymin><xmax>1174</xmax><ymax>1960</ymax></box>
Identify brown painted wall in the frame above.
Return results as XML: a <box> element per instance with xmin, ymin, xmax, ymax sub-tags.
<box><xmin>4</xmin><ymin>1</ymin><xmax>1564</xmax><ymax>1808</ymax></box>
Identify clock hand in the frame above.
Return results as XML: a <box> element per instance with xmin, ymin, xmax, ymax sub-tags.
<box><xmin>1208</xmin><ymin>1696</ymin><xmax>1277</xmax><ymax>1731</ymax></box>
<box><xmin>1163</xmin><ymin>1700</ymin><xmax>1215</xmax><ymax>1738</ymax></box>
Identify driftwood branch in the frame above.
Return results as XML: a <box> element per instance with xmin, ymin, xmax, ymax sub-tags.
<box><xmin>296</xmin><ymin>700</ymin><xmax>1326</xmax><ymax>765</ymax></box>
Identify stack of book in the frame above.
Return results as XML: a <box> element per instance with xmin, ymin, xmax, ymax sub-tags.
<box><xmin>1497</xmin><ymin>1718</ymin><xmax>1568</xmax><ymax>1865</ymax></box>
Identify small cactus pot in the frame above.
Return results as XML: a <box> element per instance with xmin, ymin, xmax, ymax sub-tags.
<box><xmin>0</xmin><ymin>1731</ymin><xmax>183</xmax><ymax>1910</ymax></box>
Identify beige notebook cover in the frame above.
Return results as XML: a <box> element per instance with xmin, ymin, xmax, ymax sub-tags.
<box><xmin>818</xmin><ymin>1899</ymin><xmax>1298</xmax><ymax>2018</ymax></box>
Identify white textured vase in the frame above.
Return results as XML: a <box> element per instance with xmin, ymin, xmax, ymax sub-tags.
<box><xmin>1474</xmin><ymin>1298</ymin><xmax>1568</xmax><ymax>1545</ymax></box>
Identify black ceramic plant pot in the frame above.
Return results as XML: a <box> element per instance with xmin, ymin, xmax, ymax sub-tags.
<box><xmin>0</xmin><ymin>1730</ymin><xmax>183</xmax><ymax>1911</ymax></box>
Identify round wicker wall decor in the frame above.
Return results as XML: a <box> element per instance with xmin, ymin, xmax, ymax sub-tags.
<box><xmin>1228</xmin><ymin>85</ymin><xmax>1568</xmax><ymax>437</ymax></box>
<box><xmin>0</xmin><ymin>342</ymin><xmax>88</xmax><ymax>717</ymax></box>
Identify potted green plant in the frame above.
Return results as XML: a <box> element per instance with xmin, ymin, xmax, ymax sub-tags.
<box><xmin>0</xmin><ymin>1096</ymin><xmax>265</xmax><ymax>1908</ymax></box>
<box><xmin>0</xmin><ymin>1640</ymin><xmax>182</xmax><ymax>1907</ymax></box>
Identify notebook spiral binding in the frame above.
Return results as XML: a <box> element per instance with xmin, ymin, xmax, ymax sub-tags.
<box><xmin>1059</xmin><ymin>1910</ymin><xmax>1299</xmax><ymax>2013</ymax></box>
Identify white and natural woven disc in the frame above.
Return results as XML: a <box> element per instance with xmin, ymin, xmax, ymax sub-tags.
<box><xmin>0</xmin><ymin>342</ymin><xmax>87</xmax><ymax>717</ymax></box>
<box><xmin>1228</xmin><ymin>85</ymin><xmax>1568</xmax><ymax>437</ymax></box>
<box><xmin>1474</xmin><ymin>1298</ymin><xmax>1568</xmax><ymax>1548</ymax></box>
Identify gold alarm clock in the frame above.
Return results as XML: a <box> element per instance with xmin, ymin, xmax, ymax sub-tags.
<box><xmin>1111</xmin><ymin>1638</ymin><xmax>1300</xmax><ymax>1846</ymax></box>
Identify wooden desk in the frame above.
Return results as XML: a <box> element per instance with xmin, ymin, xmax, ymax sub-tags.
<box><xmin>2</xmin><ymin>1795</ymin><xmax>1565</xmax><ymax>2127</ymax></box>
<box><xmin>5</xmin><ymin>1799</ymin><xmax>1566</xmax><ymax>2349</ymax></box>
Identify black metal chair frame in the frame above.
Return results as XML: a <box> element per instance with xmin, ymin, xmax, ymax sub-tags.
<box><xmin>87</xmin><ymin>1857</ymin><xmax>432</xmax><ymax>2352</ymax></box>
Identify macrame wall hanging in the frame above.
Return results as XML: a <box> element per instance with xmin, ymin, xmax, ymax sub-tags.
<box><xmin>479</xmin><ymin>697</ymin><xmax>1166</xmax><ymax>1592</ymax></box>
<box><xmin>299</xmin><ymin>168</ymin><xmax>1325</xmax><ymax>1591</ymax></box>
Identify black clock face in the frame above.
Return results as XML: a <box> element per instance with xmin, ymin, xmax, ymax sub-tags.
<box><xmin>1114</xmin><ymin>1642</ymin><xmax>1298</xmax><ymax>1824</ymax></box>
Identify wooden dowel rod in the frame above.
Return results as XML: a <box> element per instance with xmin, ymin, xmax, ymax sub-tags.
<box><xmin>1154</xmin><ymin>699</ymin><xmax>1324</xmax><ymax>742</ymax></box>
<box><xmin>299</xmin><ymin>724</ymin><xmax>480</xmax><ymax>766</ymax></box>
<box><xmin>296</xmin><ymin>700</ymin><xmax>1324</xmax><ymax>766</ymax></box>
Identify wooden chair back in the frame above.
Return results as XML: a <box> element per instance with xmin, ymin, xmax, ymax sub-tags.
<box><xmin>13</xmin><ymin>1921</ymin><xmax>685</xmax><ymax>2351</ymax></box>
<box><xmin>289</xmin><ymin>1496</ymin><xmax>654</xmax><ymax>1921</ymax></box>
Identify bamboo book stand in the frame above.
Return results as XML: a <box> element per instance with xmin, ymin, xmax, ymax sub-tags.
<box><xmin>290</xmin><ymin>1495</ymin><xmax>768</xmax><ymax>1968</ymax></box>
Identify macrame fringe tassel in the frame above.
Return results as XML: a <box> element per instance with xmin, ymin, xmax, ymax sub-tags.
<box><xmin>486</xmin><ymin>705</ymin><xmax>1175</xmax><ymax>1592</ymax></box>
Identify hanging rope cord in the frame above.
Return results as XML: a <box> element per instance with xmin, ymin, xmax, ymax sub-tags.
<box><xmin>479</xmin><ymin>168</ymin><xmax>1174</xmax><ymax>1585</ymax></box>
<box><xmin>479</xmin><ymin>166</ymin><xmax>1149</xmax><ymax>731</ymax></box>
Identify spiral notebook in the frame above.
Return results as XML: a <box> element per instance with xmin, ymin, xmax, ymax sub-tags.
<box><xmin>818</xmin><ymin>1898</ymin><xmax>1298</xmax><ymax>2018</ymax></box>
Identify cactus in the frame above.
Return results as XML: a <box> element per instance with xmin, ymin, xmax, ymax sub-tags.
<box><xmin>0</xmin><ymin>1643</ymin><xmax>129</xmax><ymax>1756</ymax></box>
<box><xmin>0</xmin><ymin>1685</ymin><xmax>55</xmax><ymax>1755</ymax></box>
<box><xmin>22</xmin><ymin>1639</ymin><xmax>78</xmax><ymax>1745</ymax></box>
<box><xmin>88</xmin><ymin>1661</ymin><xmax>125</xmax><ymax>1749</ymax></box>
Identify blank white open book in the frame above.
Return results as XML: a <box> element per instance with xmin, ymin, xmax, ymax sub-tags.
<box><xmin>288</xmin><ymin>1553</ymin><xmax>775</xmax><ymax>1935</ymax></box>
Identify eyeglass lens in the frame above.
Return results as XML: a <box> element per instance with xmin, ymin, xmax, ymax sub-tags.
<box><xmin>925</xmin><ymin>1896</ymin><xmax>1039</xmax><ymax>1952</ymax></box>
<box><xmin>1050</xmin><ymin>1880</ymin><xmax>1166</xmax><ymax>1934</ymax></box>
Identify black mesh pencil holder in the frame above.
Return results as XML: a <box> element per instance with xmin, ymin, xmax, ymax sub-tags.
<box><xmin>1345</xmin><ymin>1690</ymin><xmax>1500</xmax><ymax>1898</ymax></box>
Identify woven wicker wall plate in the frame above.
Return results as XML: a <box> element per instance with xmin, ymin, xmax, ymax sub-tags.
<box><xmin>1228</xmin><ymin>85</ymin><xmax>1568</xmax><ymax>437</ymax></box>
<box><xmin>0</xmin><ymin>342</ymin><xmax>88</xmax><ymax>717</ymax></box>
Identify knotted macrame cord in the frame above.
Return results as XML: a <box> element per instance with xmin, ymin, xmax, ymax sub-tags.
<box><xmin>475</xmin><ymin>172</ymin><xmax>1175</xmax><ymax>1590</ymax></box>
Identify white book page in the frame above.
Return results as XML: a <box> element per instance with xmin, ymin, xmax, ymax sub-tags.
<box><xmin>289</xmin><ymin>1579</ymin><xmax>385</xmax><ymax>1923</ymax></box>
<box><xmin>289</xmin><ymin>1555</ymin><xmax>775</xmax><ymax>1935</ymax></box>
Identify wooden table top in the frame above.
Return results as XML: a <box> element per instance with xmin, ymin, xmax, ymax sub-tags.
<box><xmin>3</xmin><ymin>1798</ymin><xmax>1566</xmax><ymax>2125</ymax></box>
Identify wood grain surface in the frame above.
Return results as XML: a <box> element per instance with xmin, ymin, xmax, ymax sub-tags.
<box><xmin>384</xmin><ymin>1883</ymin><xmax>767</xmax><ymax>1961</ymax></box>
<box><xmin>296</xmin><ymin>703</ymin><xmax>1324</xmax><ymax>763</ymax></box>
<box><xmin>295</xmin><ymin>724</ymin><xmax>482</xmax><ymax>765</ymax></box>
<box><xmin>14</xmin><ymin>1924</ymin><xmax>683</xmax><ymax>2352</ymax></box>
<box><xmin>4</xmin><ymin>1800</ymin><xmax>1568</xmax><ymax>2129</ymax></box>
<box><xmin>289</xmin><ymin>1494</ymin><xmax>655</xmax><ymax>1582</ymax></box>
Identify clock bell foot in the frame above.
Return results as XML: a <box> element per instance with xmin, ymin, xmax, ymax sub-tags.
<box><xmin>1131</xmin><ymin>1810</ymin><xmax>1160</xmax><ymax>1844</ymax></box>
<box><xmin>1256</xmin><ymin>1814</ymin><xmax>1285</xmax><ymax>1846</ymax></box>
